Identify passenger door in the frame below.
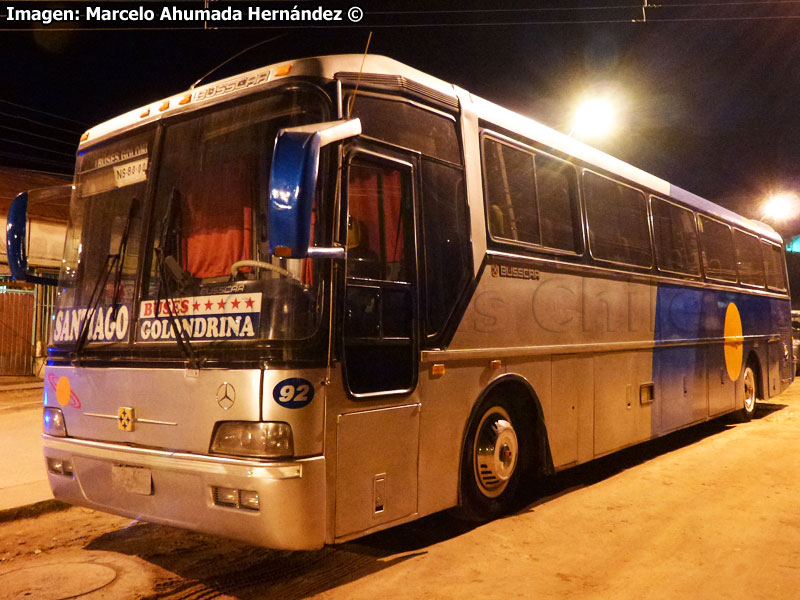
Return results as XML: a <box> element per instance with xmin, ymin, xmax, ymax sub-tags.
<box><xmin>341</xmin><ymin>148</ymin><xmax>418</xmax><ymax>396</ymax></box>
<box><xmin>335</xmin><ymin>146</ymin><xmax>420</xmax><ymax>540</ymax></box>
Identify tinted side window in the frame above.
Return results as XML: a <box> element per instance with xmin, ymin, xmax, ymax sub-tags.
<box><xmin>651</xmin><ymin>197</ymin><xmax>700</xmax><ymax>276</ymax></box>
<box><xmin>698</xmin><ymin>216</ymin><xmax>737</xmax><ymax>282</ymax></box>
<box><xmin>734</xmin><ymin>229</ymin><xmax>765</xmax><ymax>287</ymax></box>
<box><xmin>762</xmin><ymin>241</ymin><xmax>787</xmax><ymax>291</ymax></box>
<box><xmin>483</xmin><ymin>139</ymin><xmax>539</xmax><ymax>245</ymax></box>
<box><xmin>349</xmin><ymin>95</ymin><xmax>461</xmax><ymax>164</ymax></box>
<box><xmin>483</xmin><ymin>137</ymin><xmax>582</xmax><ymax>253</ymax></box>
<box><xmin>583</xmin><ymin>171</ymin><xmax>652</xmax><ymax>267</ymax></box>
<box><xmin>535</xmin><ymin>153</ymin><xmax>582</xmax><ymax>253</ymax></box>
<box><xmin>421</xmin><ymin>160</ymin><xmax>471</xmax><ymax>338</ymax></box>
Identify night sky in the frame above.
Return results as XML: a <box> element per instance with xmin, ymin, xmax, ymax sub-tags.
<box><xmin>2</xmin><ymin>1</ymin><xmax>799</xmax><ymax>235</ymax></box>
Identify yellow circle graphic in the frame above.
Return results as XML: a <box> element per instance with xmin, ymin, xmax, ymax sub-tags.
<box><xmin>723</xmin><ymin>302</ymin><xmax>743</xmax><ymax>381</ymax></box>
<box><xmin>55</xmin><ymin>376</ymin><xmax>72</xmax><ymax>407</ymax></box>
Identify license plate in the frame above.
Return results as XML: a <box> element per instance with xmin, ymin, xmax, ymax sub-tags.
<box><xmin>111</xmin><ymin>464</ymin><xmax>153</xmax><ymax>495</ymax></box>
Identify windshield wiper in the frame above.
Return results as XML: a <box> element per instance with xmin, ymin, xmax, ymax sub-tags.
<box><xmin>154</xmin><ymin>188</ymin><xmax>202</xmax><ymax>370</ymax></box>
<box><xmin>73</xmin><ymin>198</ymin><xmax>136</xmax><ymax>359</ymax></box>
<box><xmin>109</xmin><ymin>200</ymin><xmax>137</xmax><ymax>318</ymax></box>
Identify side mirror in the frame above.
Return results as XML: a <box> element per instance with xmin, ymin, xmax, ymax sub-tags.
<box><xmin>268</xmin><ymin>118</ymin><xmax>361</xmax><ymax>259</ymax></box>
<box><xmin>6</xmin><ymin>188</ymin><xmax>68</xmax><ymax>286</ymax></box>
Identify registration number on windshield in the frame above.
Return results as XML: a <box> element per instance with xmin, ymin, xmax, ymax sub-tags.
<box><xmin>114</xmin><ymin>157</ymin><xmax>148</xmax><ymax>188</ymax></box>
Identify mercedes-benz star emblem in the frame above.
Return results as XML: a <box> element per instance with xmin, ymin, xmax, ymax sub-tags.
<box><xmin>216</xmin><ymin>382</ymin><xmax>235</xmax><ymax>410</ymax></box>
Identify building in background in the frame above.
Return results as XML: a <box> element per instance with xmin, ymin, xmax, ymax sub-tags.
<box><xmin>0</xmin><ymin>166</ymin><xmax>70</xmax><ymax>376</ymax></box>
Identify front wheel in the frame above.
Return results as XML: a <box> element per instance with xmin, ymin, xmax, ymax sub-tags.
<box><xmin>457</xmin><ymin>400</ymin><xmax>528</xmax><ymax>521</ymax></box>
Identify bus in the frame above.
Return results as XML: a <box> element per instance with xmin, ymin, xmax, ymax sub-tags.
<box><xmin>7</xmin><ymin>55</ymin><xmax>792</xmax><ymax>550</ymax></box>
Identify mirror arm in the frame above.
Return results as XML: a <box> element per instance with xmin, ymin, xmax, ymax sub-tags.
<box><xmin>306</xmin><ymin>247</ymin><xmax>346</xmax><ymax>259</ymax></box>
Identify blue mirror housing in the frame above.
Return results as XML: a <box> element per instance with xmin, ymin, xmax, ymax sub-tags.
<box><xmin>268</xmin><ymin>131</ymin><xmax>321</xmax><ymax>259</ymax></box>
<box><xmin>268</xmin><ymin>119</ymin><xmax>361</xmax><ymax>259</ymax></box>
<box><xmin>7</xmin><ymin>191</ymin><xmax>30</xmax><ymax>279</ymax></box>
<box><xmin>6</xmin><ymin>191</ymin><xmax>58</xmax><ymax>285</ymax></box>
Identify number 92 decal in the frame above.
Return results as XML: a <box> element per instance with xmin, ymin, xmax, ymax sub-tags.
<box><xmin>273</xmin><ymin>378</ymin><xmax>315</xmax><ymax>409</ymax></box>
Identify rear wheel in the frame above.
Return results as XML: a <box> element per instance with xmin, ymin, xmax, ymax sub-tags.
<box><xmin>738</xmin><ymin>364</ymin><xmax>758</xmax><ymax>422</ymax></box>
<box><xmin>458</xmin><ymin>399</ymin><xmax>528</xmax><ymax>521</ymax></box>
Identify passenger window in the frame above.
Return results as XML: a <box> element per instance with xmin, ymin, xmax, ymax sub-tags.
<box><xmin>535</xmin><ymin>154</ymin><xmax>582</xmax><ymax>253</ymax></box>
<box><xmin>698</xmin><ymin>216</ymin><xmax>737</xmax><ymax>282</ymax></box>
<box><xmin>483</xmin><ymin>139</ymin><xmax>539</xmax><ymax>245</ymax></box>
<box><xmin>762</xmin><ymin>241</ymin><xmax>787</xmax><ymax>291</ymax></box>
<box><xmin>583</xmin><ymin>171</ymin><xmax>652</xmax><ymax>267</ymax></box>
<box><xmin>651</xmin><ymin>197</ymin><xmax>700</xmax><ymax>276</ymax></box>
<box><xmin>734</xmin><ymin>229</ymin><xmax>765</xmax><ymax>287</ymax></box>
<box><xmin>483</xmin><ymin>136</ymin><xmax>582</xmax><ymax>253</ymax></box>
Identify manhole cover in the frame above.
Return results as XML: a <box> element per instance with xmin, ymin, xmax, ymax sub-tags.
<box><xmin>0</xmin><ymin>562</ymin><xmax>117</xmax><ymax>599</ymax></box>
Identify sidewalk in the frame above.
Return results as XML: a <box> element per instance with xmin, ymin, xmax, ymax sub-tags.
<box><xmin>0</xmin><ymin>382</ymin><xmax>52</xmax><ymax>513</ymax></box>
<box><xmin>0</xmin><ymin>375</ymin><xmax>44</xmax><ymax>392</ymax></box>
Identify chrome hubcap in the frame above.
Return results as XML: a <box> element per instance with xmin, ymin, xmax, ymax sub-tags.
<box><xmin>474</xmin><ymin>407</ymin><xmax>518</xmax><ymax>498</ymax></box>
<box><xmin>743</xmin><ymin>367</ymin><xmax>756</xmax><ymax>413</ymax></box>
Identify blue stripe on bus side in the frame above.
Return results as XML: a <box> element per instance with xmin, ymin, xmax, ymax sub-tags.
<box><xmin>652</xmin><ymin>283</ymin><xmax>787</xmax><ymax>388</ymax></box>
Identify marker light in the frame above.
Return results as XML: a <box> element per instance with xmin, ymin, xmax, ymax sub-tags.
<box><xmin>273</xmin><ymin>64</ymin><xmax>292</xmax><ymax>77</ymax></box>
<box><xmin>43</xmin><ymin>407</ymin><xmax>67</xmax><ymax>437</ymax></box>
<box><xmin>210</xmin><ymin>421</ymin><xmax>293</xmax><ymax>458</ymax></box>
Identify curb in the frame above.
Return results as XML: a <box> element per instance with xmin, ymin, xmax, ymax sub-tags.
<box><xmin>0</xmin><ymin>499</ymin><xmax>71</xmax><ymax>524</ymax></box>
<box><xmin>0</xmin><ymin>400</ymin><xmax>43</xmax><ymax>415</ymax></box>
<box><xmin>0</xmin><ymin>384</ymin><xmax>44</xmax><ymax>392</ymax></box>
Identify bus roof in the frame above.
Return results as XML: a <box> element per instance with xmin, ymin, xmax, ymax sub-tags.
<box><xmin>79</xmin><ymin>54</ymin><xmax>780</xmax><ymax>244</ymax></box>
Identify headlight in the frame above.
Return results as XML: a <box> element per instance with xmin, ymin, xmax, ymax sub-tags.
<box><xmin>210</xmin><ymin>421</ymin><xmax>293</xmax><ymax>458</ymax></box>
<box><xmin>43</xmin><ymin>407</ymin><xmax>67</xmax><ymax>437</ymax></box>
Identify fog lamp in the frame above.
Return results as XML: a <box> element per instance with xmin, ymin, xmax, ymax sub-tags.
<box><xmin>213</xmin><ymin>486</ymin><xmax>239</xmax><ymax>507</ymax></box>
<box><xmin>239</xmin><ymin>490</ymin><xmax>260</xmax><ymax>511</ymax></box>
<box><xmin>46</xmin><ymin>457</ymin><xmax>74</xmax><ymax>476</ymax></box>
<box><xmin>210</xmin><ymin>421</ymin><xmax>293</xmax><ymax>458</ymax></box>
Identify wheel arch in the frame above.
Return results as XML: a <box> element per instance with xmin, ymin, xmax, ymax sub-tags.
<box><xmin>457</xmin><ymin>373</ymin><xmax>554</xmax><ymax>504</ymax></box>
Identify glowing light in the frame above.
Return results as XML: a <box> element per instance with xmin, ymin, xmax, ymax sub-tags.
<box><xmin>762</xmin><ymin>192</ymin><xmax>800</xmax><ymax>222</ymax></box>
<box><xmin>571</xmin><ymin>97</ymin><xmax>616</xmax><ymax>139</ymax></box>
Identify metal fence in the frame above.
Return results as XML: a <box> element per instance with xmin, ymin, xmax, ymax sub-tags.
<box><xmin>0</xmin><ymin>282</ymin><xmax>56</xmax><ymax>376</ymax></box>
<box><xmin>0</xmin><ymin>286</ymin><xmax>35</xmax><ymax>375</ymax></box>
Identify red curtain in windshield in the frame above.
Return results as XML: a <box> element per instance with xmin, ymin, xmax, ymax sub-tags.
<box><xmin>180</xmin><ymin>161</ymin><xmax>252</xmax><ymax>279</ymax></box>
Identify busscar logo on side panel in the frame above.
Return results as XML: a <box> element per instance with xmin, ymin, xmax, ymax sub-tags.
<box><xmin>491</xmin><ymin>263</ymin><xmax>540</xmax><ymax>281</ymax></box>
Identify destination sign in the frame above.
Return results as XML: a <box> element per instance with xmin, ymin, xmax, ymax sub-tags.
<box><xmin>138</xmin><ymin>293</ymin><xmax>262</xmax><ymax>342</ymax></box>
<box><xmin>52</xmin><ymin>305</ymin><xmax>131</xmax><ymax>344</ymax></box>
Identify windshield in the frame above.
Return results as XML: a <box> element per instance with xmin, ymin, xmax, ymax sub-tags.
<box><xmin>52</xmin><ymin>87</ymin><xmax>330</xmax><ymax>350</ymax></box>
<box><xmin>52</xmin><ymin>131</ymin><xmax>151</xmax><ymax>347</ymax></box>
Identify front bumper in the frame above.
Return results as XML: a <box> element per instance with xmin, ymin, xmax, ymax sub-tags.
<box><xmin>43</xmin><ymin>435</ymin><xmax>326</xmax><ymax>550</ymax></box>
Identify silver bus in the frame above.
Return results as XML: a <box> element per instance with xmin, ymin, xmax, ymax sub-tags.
<box><xmin>8</xmin><ymin>55</ymin><xmax>792</xmax><ymax>550</ymax></box>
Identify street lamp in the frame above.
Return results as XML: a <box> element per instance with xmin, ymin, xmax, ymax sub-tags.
<box><xmin>762</xmin><ymin>192</ymin><xmax>800</xmax><ymax>222</ymax></box>
<box><xmin>570</xmin><ymin>96</ymin><xmax>616</xmax><ymax>139</ymax></box>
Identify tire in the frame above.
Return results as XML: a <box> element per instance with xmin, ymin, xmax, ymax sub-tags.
<box><xmin>737</xmin><ymin>364</ymin><xmax>758</xmax><ymax>422</ymax></box>
<box><xmin>457</xmin><ymin>399</ymin><xmax>529</xmax><ymax>521</ymax></box>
